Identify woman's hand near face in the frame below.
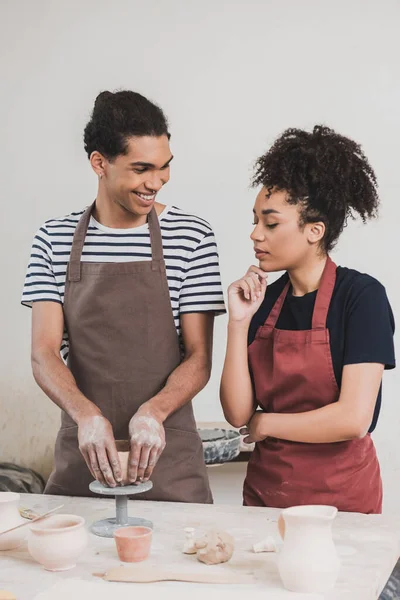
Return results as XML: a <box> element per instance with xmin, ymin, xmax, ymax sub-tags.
<box><xmin>227</xmin><ymin>266</ymin><xmax>268</xmax><ymax>324</ymax></box>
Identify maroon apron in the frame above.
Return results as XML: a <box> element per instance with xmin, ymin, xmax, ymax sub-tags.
<box><xmin>45</xmin><ymin>202</ymin><xmax>212</xmax><ymax>502</ymax></box>
<box><xmin>244</xmin><ymin>256</ymin><xmax>382</xmax><ymax>514</ymax></box>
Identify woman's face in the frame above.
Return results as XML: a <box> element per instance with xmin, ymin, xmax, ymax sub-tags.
<box><xmin>251</xmin><ymin>187</ymin><xmax>323</xmax><ymax>272</ymax></box>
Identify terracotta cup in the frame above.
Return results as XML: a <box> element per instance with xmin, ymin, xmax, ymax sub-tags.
<box><xmin>114</xmin><ymin>526</ymin><xmax>152</xmax><ymax>562</ymax></box>
<box><xmin>115</xmin><ymin>440</ymin><xmax>130</xmax><ymax>485</ymax></box>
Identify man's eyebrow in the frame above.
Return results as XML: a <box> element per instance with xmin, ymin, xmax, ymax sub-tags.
<box><xmin>129</xmin><ymin>155</ymin><xmax>174</xmax><ymax>169</ymax></box>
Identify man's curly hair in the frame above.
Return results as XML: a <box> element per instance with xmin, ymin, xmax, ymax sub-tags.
<box><xmin>252</xmin><ymin>125</ymin><xmax>379</xmax><ymax>252</ymax></box>
<box><xmin>83</xmin><ymin>90</ymin><xmax>170</xmax><ymax>160</ymax></box>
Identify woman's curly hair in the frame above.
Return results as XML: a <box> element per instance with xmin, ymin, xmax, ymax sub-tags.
<box><xmin>84</xmin><ymin>90</ymin><xmax>170</xmax><ymax>160</ymax></box>
<box><xmin>252</xmin><ymin>125</ymin><xmax>379</xmax><ymax>252</ymax></box>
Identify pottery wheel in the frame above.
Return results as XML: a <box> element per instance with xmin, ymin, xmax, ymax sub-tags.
<box><xmin>89</xmin><ymin>480</ymin><xmax>153</xmax><ymax>538</ymax></box>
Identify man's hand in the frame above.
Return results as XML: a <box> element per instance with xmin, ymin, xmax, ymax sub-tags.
<box><xmin>77</xmin><ymin>414</ymin><xmax>122</xmax><ymax>487</ymax></box>
<box><xmin>128</xmin><ymin>405</ymin><xmax>166</xmax><ymax>484</ymax></box>
<box><xmin>240</xmin><ymin>411</ymin><xmax>268</xmax><ymax>444</ymax></box>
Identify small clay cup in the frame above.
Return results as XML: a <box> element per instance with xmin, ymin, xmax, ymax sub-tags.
<box><xmin>114</xmin><ymin>526</ymin><xmax>152</xmax><ymax>562</ymax></box>
<box><xmin>115</xmin><ymin>439</ymin><xmax>130</xmax><ymax>486</ymax></box>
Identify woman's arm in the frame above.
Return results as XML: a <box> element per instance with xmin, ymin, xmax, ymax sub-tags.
<box><xmin>243</xmin><ymin>362</ymin><xmax>384</xmax><ymax>443</ymax></box>
<box><xmin>220</xmin><ymin>321</ymin><xmax>256</xmax><ymax>427</ymax></box>
<box><xmin>220</xmin><ymin>266</ymin><xmax>268</xmax><ymax>428</ymax></box>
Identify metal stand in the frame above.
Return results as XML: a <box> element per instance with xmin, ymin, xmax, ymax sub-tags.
<box><xmin>89</xmin><ymin>480</ymin><xmax>153</xmax><ymax>538</ymax></box>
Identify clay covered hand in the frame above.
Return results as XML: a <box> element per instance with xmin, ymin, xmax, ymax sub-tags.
<box><xmin>194</xmin><ymin>530</ymin><xmax>235</xmax><ymax>565</ymax></box>
<box><xmin>78</xmin><ymin>414</ymin><xmax>122</xmax><ymax>487</ymax></box>
<box><xmin>128</xmin><ymin>405</ymin><xmax>166</xmax><ymax>483</ymax></box>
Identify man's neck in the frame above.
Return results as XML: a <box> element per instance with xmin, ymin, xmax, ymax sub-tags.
<box><xmin>93</xmin><ymin>193</ymin><xmax>165</xmax><ymax>229</ymax></box>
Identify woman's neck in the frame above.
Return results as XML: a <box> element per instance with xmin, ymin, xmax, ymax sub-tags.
<box><xmin>288</xmin><ymin>254</ymin><xmax>328</xmax><ymax>297</ymax></box>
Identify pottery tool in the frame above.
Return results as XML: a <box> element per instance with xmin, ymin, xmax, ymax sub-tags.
<box><xmin>89</xmin><ymin>480</ymin><xmax>153</xmax><ymax>538</ymax></box>
<box><xmin>99</xmin><ymin>566</ymin><xmax>252</xmax><ymax>584</ymax></box>
<box><xmin>19</xmin><ymin>507</ymin><xmax>39</xmax><ymax>520</ymax></box>
<box><xmin>0</xmin><ymin>505</ymin><xmax>64</xmax><ymax>537</ymax></box>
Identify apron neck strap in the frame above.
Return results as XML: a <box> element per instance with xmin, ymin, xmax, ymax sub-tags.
<box><xmin>311</xmin><ymin>255</ymin><xmax>337</xmax><ymax>329</ymax></box>
<box><xmin>263</xmin><ymin>256</ymin><xmax>337</xmax><ymax>330</ymax></box>
<box><xmin>68</xmin><ymin>202</ymin><xmax>164</xmax><ymax>282</ymax></box>
<box><xmin>68</xmin><ymin>202</ymin><xmax>94</xmax><ymax>282</ymax></box>
<box><xmin>147</xmin><ymin>206</ymin><xmax>164</xmax><ymax>263</ymax></box>
<box><xmin>264</xmin><ymin>276</ymin><xmax>291</xmax><ymax>328</ymax></box>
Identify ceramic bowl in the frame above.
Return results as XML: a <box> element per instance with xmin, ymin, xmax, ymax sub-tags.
<box><xmin>28</xmin><ymin>514</ymin><xmax>88</xmax><ymax>571</ymax></box>
<box><xmin>0</xmin><ymin>492</ymin><xmax>28</xmax><ymax>551</ymax></box>
<box><xmin>114</xmin><ymin>526</ymin><xmax>152</xmax><ymax>562</ymax></box>
<box><xmin>198</xmin><ymin>429</ymin><xmax>241</xmax><ymax>465</ymax></box>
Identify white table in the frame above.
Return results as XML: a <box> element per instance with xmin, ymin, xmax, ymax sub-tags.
<box><xmin>0</xmin><ymin>493</ymin><xmax>399</xmax><ymax>600</ymax></box>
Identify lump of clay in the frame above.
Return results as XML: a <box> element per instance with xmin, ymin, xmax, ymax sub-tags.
<box><xmin>182</xmin><ymin>527</ymin><xmax>197</xmax><ymax>554</ymax></box>
<box><xmin>194</xmin><ymin>530</ymin><xmax>234</xmax><ymax>565</ymax></box>
<box><xmin>252</xmin><ymin>535</ymin><xmax>277</xmax><ymax>553</ymax></box>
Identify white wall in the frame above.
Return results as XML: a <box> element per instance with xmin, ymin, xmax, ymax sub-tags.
<box><xmin>1</xmin><ymin>0</ymin><xmax>399</xmax><ymax>510</ymax></box>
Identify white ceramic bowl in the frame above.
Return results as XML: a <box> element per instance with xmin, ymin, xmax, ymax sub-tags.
<box><xmin>0</xmin><ymin>492</ymin><xmax>27</xmax><ymax>551</ymax></box>
<box><xmin>28</xmin><ymin>514</ymin><xmax>88</xmax><ymax>571</ymax></box>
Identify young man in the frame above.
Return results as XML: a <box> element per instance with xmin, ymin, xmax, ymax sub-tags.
<box><xmin>22</xmin><ymin>90</ymin><xmax>225</xmax><ymax>501</ymax></box>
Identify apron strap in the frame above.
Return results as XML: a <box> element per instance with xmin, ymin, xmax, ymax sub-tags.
<box><xmin>311</xmin><ymin>255</ymin><xmax>337</xmax><ymax>329</ymax></box>
<box><xmin>68</xmin><ymin>203</ymin><xmax>164</xmax><ymax>282</ymax></box>
<box><xmin>147</xmin><ymin>207</ymin><xmax>164</xmax><ymax>265</ymax></box>
<box><xmin>264</xmin><ymin>277</ymin><xmax>291</xmax><ymax>328</ymax></box>
<box><xmin>68</xmin><ymin>202</ymin><xmax>95</xmax><ymax>282</ymax></box>
<box><xmin>263</xmin><ymin>257</ymin><xmax>337</xmax><ymax>330</ymax></box>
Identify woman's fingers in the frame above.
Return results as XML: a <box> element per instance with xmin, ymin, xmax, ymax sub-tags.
<box><xmin>238</xmin><ymin>279</ymin><xmax>252</xmax><ymax>301</ymax></box>
<box><xmin>247</xmin><ymin>265</ymin><xmax>268</xmax><ymax>279</ymax></box>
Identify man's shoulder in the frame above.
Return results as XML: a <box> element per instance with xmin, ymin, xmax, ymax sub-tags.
<box><xmin>163</xmin><ymin>206</ymin><xmax>213</xmax><ymax>235</ymax></box>
<box><xmin>41</xmin><ymin>208</ymin><xmax>87</xmax><ymax>232</ymax></box>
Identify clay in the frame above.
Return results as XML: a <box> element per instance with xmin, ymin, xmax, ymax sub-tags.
<box><xmin>182</xmin><ymin>527</ymin><xmax>197</xmax><ymax>554</ymax></box>
<box><xmin>102</xmin><ymin>567</ymin><xmax>250</xmax><ymax>584</ymax></box>
<box><xmin>194</xmin><ymin>530</ymin><xmax>235</xmax><ymax>565</ymax></box>
<box><xmin>252</xmin><ymin>535</ymin><xmax>277</xmax><ymax>553</ymax></box>
<box><xmin>113</xmin><ymin>526</ymin><xmax>152</xmax><ymax>562</ymax></box>
<box><xmin>0</xmin><ymin>492</ymin><xmax>27</xmax><ymax>551</ymax></box>
<box><xmin>115</xmin><ymin>440</ymin><xmax>130</xmax><ymax>485</ymax></box>
<box><xmin>28</xmin><ymin>514</ymin><xmax>88</xmax><ymax>571</ymax></box>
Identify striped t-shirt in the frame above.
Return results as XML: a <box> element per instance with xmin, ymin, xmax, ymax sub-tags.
<box><xmin>22</xmin><ymin>205</ymin><xmax>226</xmax><ymax>361</ymax></box>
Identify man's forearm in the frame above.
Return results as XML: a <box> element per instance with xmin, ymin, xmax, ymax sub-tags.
<box><xmin>259</xmin><ymin>402</ymin><xmax>365</xmax><ymax>444</ymax></box>
<box><xmin>32</xmin><ymin>349</ymin><xmax>101</xmax><ymax>425</ymax></box>
<box><xmin>144</xmin><ymin>352</ymin><xmax>211</xmax><ymax>422</ymax></box>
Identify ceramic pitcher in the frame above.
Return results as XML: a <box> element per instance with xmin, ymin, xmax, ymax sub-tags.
<box><xmin>278</xmin><ymin>504</ymin><xmax>341</xmax><ymax>593</ymax></box>
<box><xmin>0</xmin><ymin>492</ymin><xmax>27</xmax><ymax>550</ymax></box>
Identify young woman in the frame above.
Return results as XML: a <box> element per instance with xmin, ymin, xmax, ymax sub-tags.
<box><xmin>220</xmin><ymin>125</ymin><xmax>395</xmax><ymax>514</ymax></box>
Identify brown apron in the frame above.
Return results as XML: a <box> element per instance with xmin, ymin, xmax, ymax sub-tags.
<box><xmin>244</xmin><ymin>256</ymin><xmax>382</xmax><ymax>513</ymax></box>
<box><xmin>45</xmin><ymin>202</ymin><xmax>212</xmax><ymax>503</ymax></box>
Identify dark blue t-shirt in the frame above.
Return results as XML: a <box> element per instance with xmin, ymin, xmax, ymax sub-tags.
<box><xmin>248</xmin><ymin>266</ymin><xmax>396</xmax><ymax>432</ymax></box>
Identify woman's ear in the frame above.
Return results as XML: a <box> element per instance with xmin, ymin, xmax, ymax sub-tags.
<box><xmin>306</xmin><ymin>221</ymin><xmax>325</xmax><ymax>245</ymax></box>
